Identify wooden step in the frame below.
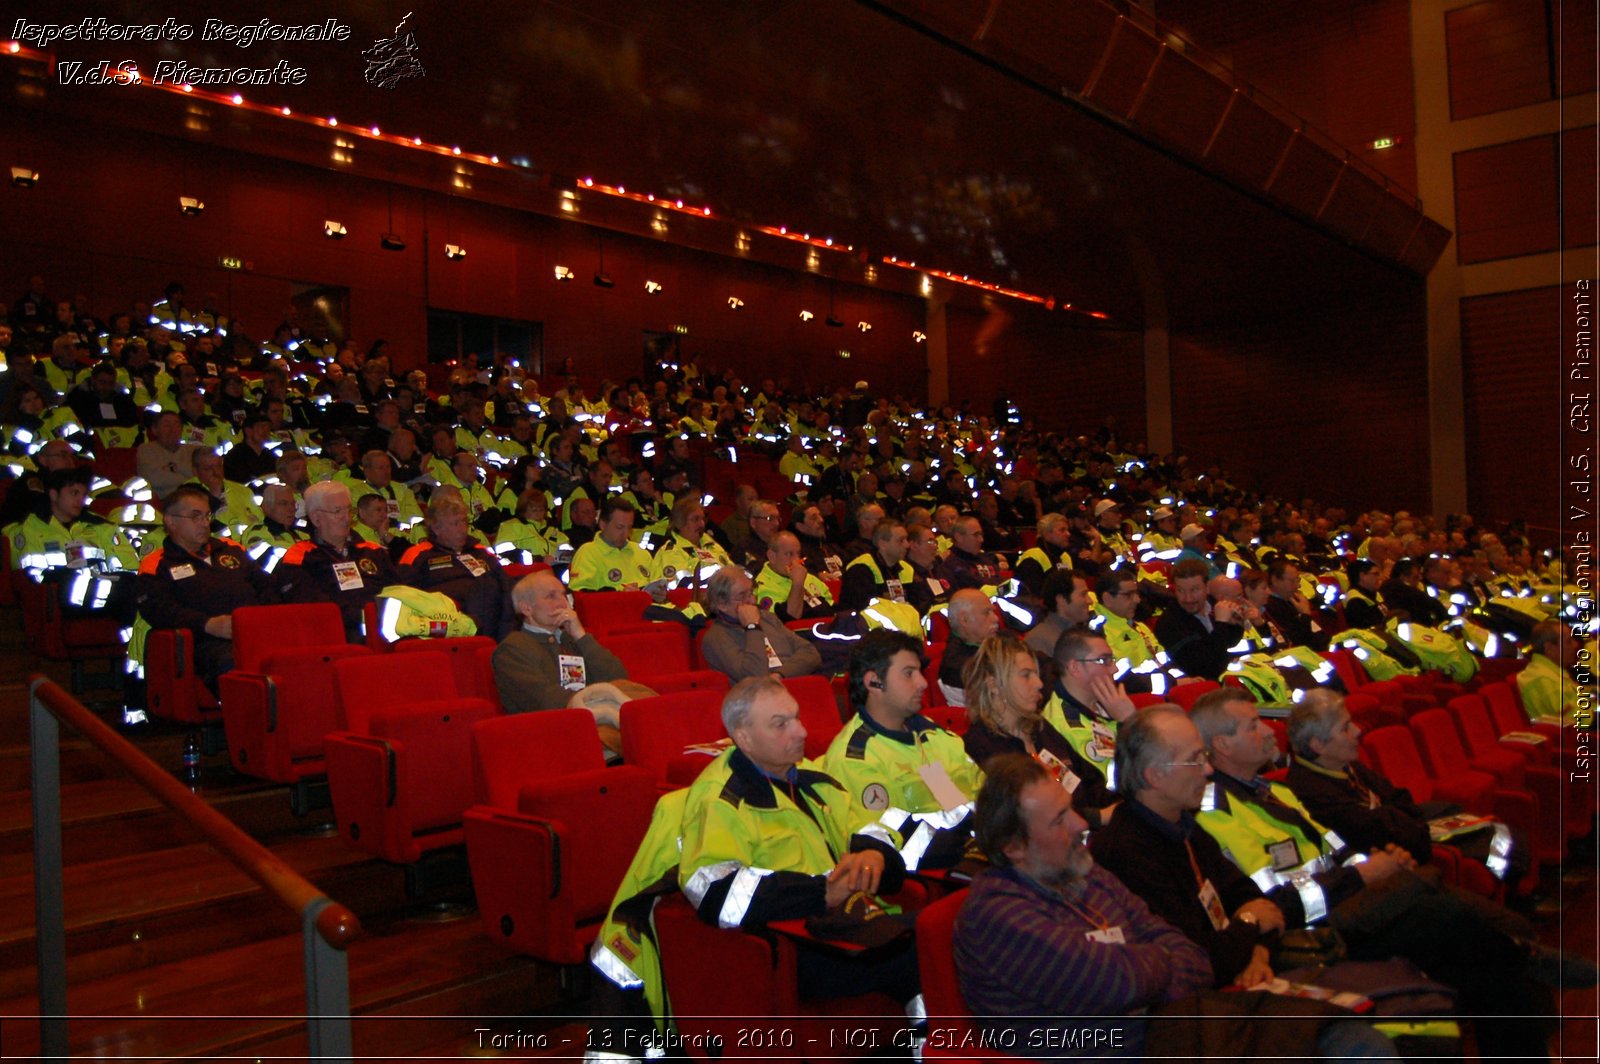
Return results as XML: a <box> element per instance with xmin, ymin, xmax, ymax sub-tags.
<box><xmin>0</xmin><ymin>833</ymin><xmax>413</xmax><ymax>999</ymax></box>
<box><xmin>0</xmin><ymin>907</ymin><xmax>554</xmax><ymax>1061</ymax></box>
<box><xmin>0</xmin><ymin>769</ymin><xmax>324</xmax><ymax>878</ymax></box>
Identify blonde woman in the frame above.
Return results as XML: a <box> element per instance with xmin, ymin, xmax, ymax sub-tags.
<box><xmin>962</xmin><ymin>634</ymin><xmax>1118</xmax><ymax>829</ymax></box>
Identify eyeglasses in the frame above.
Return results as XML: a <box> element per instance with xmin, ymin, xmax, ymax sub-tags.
<box><xmin>1073</xmin><ymin>655</ymin><xmax>1115</xmax><ymax>666</ymax></box>
<box><xmin>1162</xmin><ymin>750</ymin><xmax>1212</xmax><ymax>769</ymax></box>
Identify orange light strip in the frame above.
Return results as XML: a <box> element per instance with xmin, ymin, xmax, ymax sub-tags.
<box><xmin>3</xmin><ymin>41</ymin><xmax>1105</xmax><ymax>319</ymax></box>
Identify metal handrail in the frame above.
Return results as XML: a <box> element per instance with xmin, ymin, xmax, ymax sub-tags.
<box><xmin>28</xmin><ymin>675</ymin><xmax>359</xmax><ymax>1061</ymax></box>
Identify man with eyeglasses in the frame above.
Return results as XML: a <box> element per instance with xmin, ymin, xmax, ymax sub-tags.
<box><xmin>276</xmin><ymin>480</ymin><xmax>400</xmax><ymax>642</ymax></box>
<box><xmin>1090</xmin><ymin>566</ymin><xmax>1166</xmax><ymax>674</ymax></box>
<box><xmin>1089</xmin><ymin>706</ymin><xmax>1401</xmax><ymax>1059</ymax></box>
<box><xmin>135</xmin><ymin>484</ymin><xmax>277</xmax><ymax>689</ymax></box>
<box><xmin>1189</xmin><ymin>687</ymin><xmax>1580</xmax><ymax>1060</ymax></box>
<box><xmin>1039</xmin><ymin>626</ymin><xmax>1137</xmax><ymax>817</ymax></box>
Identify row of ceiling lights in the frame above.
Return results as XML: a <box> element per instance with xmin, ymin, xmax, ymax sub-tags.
<box><xmin>2</xmin><ymin>39</ymin><xmax>1107</xmax><ymax>320</ymax></box>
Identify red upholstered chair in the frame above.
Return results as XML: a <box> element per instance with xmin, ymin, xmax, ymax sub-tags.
<box><xmin>463</xmin><ymin>710</ymin><xmax>656</xmax><ymax>963</ymax></box>
<box><xmin>619</xmin><ymin>688</ymin><xmax>730</xmax><ymax>790</ymax></box>
<box><xmin>915</xmin><ymin>889</ymin><xmax>1021</xmax><ymax>1060</ymax></box>
<box><xmin>473</xmin><ymin>643</ymin><xmax>501</xmax><ymax>708</ymax></box>
<box><xmin>323</xmin><ymin>652</ymin><xmax>500</xmax><ymax>865</ymax></box>
<box><xmin>143</xmin><ymin>628</ymin><xmax>221</xmax><ymax>726</ymax></box>
<box><xmin>1360</xmin><ymin>724</ymin><xmax>1492</xmax><ymax>812</ymax></box>
<box><xmin>1448</xmin><ymin>696</ymin><xmax>1573</xmax><ymax>858</ymax></box>
<box><xmin>601</xmin><ymin>623</ymin><xmax>693</xmax><ymax>679</ymax></box>
<box><xmin>390</xmin><ymin>635</ymin><xmax>498</xmax><ymax>696</ymax></box>
<box><xmin>784</xmin><ymin>674</ymin><xmax>845</xmax><ymax>759</ymax></box>
<box><xmin>573</xmin><ymin>590</ymin><xmax>652</xmax><ymax>635</ymax></box>
<box><xmin>1481</xmin><ymin>680</ymin><xmax>1571</xmax><ymax>755</ymax></box>
<box><xmin>645</xmin><ymin>670</ymin><xmax>732</xmax><ymax>695</ymax></box>
<box><xmin>1343</xmin><ymin>691</ymin><xmax>1400</xmax><ymax>732</ymax></box>
<box><xmin>1169</xmin><ymin>679</ymin><xmax>1220</xmax><ymax>712</ymax></box>
<box><xmin>1323</xmin><ymin>647</ymin><xmax>1367</xmax><ymax>692</ymax></box>
<box><xmin>218</xmin><ymin>604</ymin><xmax>371</xmax><ymax>801</ymax></box>
<box><xmin>652</xmin><ymin>892</ymin><xmax>909</xmax><ymax>1062</ymax></box>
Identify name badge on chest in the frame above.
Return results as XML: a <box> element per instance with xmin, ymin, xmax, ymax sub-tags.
<box><xmin>332</xmin><ymin>560</ymin><xmax>363</xmax><ymax>591</ymax></box>
<box><xmin>557</xmin><ymin>653</ymin><xmax>587</xmax><ymax>691</ymax></box>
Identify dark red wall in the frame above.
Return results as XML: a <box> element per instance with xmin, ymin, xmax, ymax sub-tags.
<box><xmin>1459</xmin><ymin>284</ymin><xmax>1569</xmax><ymax>530</ymax></box>
<box><xmin>1153</xmin><ymin>0</ymin><xmax>1419</xmax><ymax>197</ymax></box>
<box><xmin>1446</xmin><ymin>0</ymin><xmax>1558</xmax><ymax>119</ymax></box>
<box><xmin>944</xmin><ymin>303</ymin><xmax>1147</xmax><ymax>443</ymax></box>
<box><xmin>1169</xmin><ymin>285</ymin><xmax>1430</xmax><ymax>512</ymax></box>
<box><xmin>3</xmin><ymin>115</ymin><xmax>927</xmax><ymax>398</ymax></box>
<box><xmin>1453</xmin><ymin>134</ymin><xmax>1562</xmax><ymax>264</ymax></box>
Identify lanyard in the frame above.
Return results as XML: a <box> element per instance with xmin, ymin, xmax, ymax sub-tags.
<box><xmin>1057</xmin><ymin>893</ymin><xmax>1112</xmax><ymax>932</ymax></box>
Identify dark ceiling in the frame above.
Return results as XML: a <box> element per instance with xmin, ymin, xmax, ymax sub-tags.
<box><xmin>6</xmin><ymin>0</ymin><xmax>1441</xmax><ymax>329</ymax></box>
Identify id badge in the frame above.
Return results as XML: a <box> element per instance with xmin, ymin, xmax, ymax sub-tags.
<box><xmin>386</xmin><ymin>499</ymin><xmax>401</xmax><ymax>518</ymax></box>
<box><xmin>1198</xmin><ymin>879</ymin><xmax>1228</xmax><ymax>931</ymax></box>
<box><xmin>824</xmin><ymin>555</ymin><xmax>842</xmax><ymax>576</ymax></box>
<box><xmin>885</xmin><ymin>578</ymin><xmax>906</xmax><ymax>603</ymax></box>
<box><xmin>1267</xmin><ymin>838</ymin><xmax>1300</xmax><ymax>871</ymax></box>
<box><xmin>170</xmin><ymin>563</ymin><xmax>196</xmax><ymax>581</ymax></box>
<box><xmin>762</xmin><ymin>638</ymin><xmax>783</xmax><ymax>670</ymax></box>
<box><xmin>332</xmin><ymin>560</ymin><xmax>363</xmax><ymax>591</ymax></box>
<box><xmin>1088</xmin><ymin>719</ymin><xmax>1116</xmax><ymax>761</ymax></box>
<box><xmin>1085</xmin><ymin>926</ymin><xmax>1125</xmax><ymax>945</ymax></box>
<box><xmin>917</xmin><ymin>762</ymin><xmax>969</xmax><ymax>811</ymax></box>
<box><xmin>558</xmin><ymin>653</ymin><xmax>587</xmax><ymax>691</ymax></box>
<box><xmin>458</xmin><ymin>554</ymin><xmax>487</xmax><ymax>577</ymax></box>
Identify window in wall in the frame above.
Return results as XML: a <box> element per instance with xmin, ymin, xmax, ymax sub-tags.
<box><xmin>427</xmin><ymin>309</ymin><xmax>543</xmax><ymax>375</ymax></box>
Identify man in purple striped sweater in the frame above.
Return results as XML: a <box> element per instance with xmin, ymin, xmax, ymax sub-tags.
<box><xmin>954</xmin><ymin>754</ymin><xmax>1212</xmax><ymax>1056</ymax></box>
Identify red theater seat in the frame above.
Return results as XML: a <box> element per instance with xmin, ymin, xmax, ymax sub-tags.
<box><xmin>573</xmin><ymin>590</ymin><xmax>652</xmax><ymax>634</ymax></box>
<box><xmin>620</xmin><ymin>688</ymin><xmax>728</xmax><ymax>790</ymax></box>
<box><xmin>143</xmin><ymin>628</ymin><xmax>221</xmax><ymax>726</ymax></box>
<box><xmin>390</xmin><ymin>635</ymin><xmax>498</xmax><ymax>696</ymax></box>
<box><xmin>324</xmin><ymin>652</ymin><xmax>500</xmax><ymax>865</ymax></box>
<box><xmin>463</xmin><ymin>710</ymin><xmax>656</xmax><ymax>963</ymax></box>
<box><xmin>218</xmin><ymin>604</ymin><xmax>371</xmax><ymax>797</ymax></box>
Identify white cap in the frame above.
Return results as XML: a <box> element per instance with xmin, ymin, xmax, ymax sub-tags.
<box><xmin>1180</xmin><ymin>523</ymin><xmax>1206</xmax><ymax>541</ymax></box>
<box><xmin>853</xmin><ymin>380</ymin><xmax>869</xmax><ymax>390</ymax></box>
<box><xmin>1151</xmin><ymin>506</ymin><xmax>1175</xmax><ymax>522</ymax></box>
<box><xmin>1093</xmin><ymin>499</ymin><xmax>1119</xmax><ymax>518</ymax></box>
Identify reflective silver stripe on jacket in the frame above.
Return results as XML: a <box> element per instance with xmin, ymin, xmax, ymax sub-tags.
<box><xmin>1486</xmin><ymin>821</ymin><xmax>1514</xmax><ymax>880</ymax></box>
<box><xmin>716</xmin><ymin>866</ymin><xmax>773</xmax><ymax>928</ymax></box>
<box><xmin>681</xmin><ymin>859</ymin><xmax>740</xmax><ymax>908</ymax></box>
<box><xmin>590</xmin><ymin>942</ymin><xmax>644</xmax><ymax>990</ymax></box>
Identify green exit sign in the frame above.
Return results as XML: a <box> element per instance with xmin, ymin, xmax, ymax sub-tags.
<box><xmin>1371</xmin><ymin>137</ymin><xmax>1396</xmax><ymax>150</ymax></box>
<box><xmin>219</xmin><ymin>256</ymin><xmax>246</xmax><ymax>270</ymax></box>
<box><xmin>672</xmin><ymin>324</ymin><xmax>689</xmax><ymax>335</ymax></box>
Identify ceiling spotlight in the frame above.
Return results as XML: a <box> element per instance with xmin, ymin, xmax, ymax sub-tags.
<box><xmin>444</xmin><ymin>244</ymin><xmax>467</xmax><ymax>261</ymax></box>
<box><xmin>593</xmin><ymin>271</ymin><xmax>614</xmax><ymax>288</ymax></box>
<box><xmin>912</xmin><ymin>331</ymin><xmax>927</xmax><ymax>343</ymax></box>
<box><xmin>825</xmin><ymin>316</ymin><xmax>844</xmax><ymax>328</ymax></box>
<box><xmin>323</xmin><ymin>220</ymin><xmax>347</xmax><ymax>239</ymax></box>
<box><xmin>798</xmin><ymin>310</ymin><xmax>814</xmax><ymax>322</ymax></box>
<box><xmin>727</xmin><ymin>296</ymin><xmax>745</xmax><ymax>310</ymax></box>
<box><xmin>380</xmin><ymin>233</ymin><xmax>406</xmax><ymax>251</ymax></box>
<box><xmin>857</xmin><ymin>321</ymin><xmax>872</xmax><ymax>332</ymax></box>
<box><xmin>554</xmin><ymin>265</ymin><xmax>574</xmax><ymax>281</ymax></box>
<box><xmin>10</xmin><ymin>167</ymin><xmax>38</xmax><ymax>188</ymax></box>
<box><xmin>178</xmin><ymin>196</ymin><xmax>205</xmax><ymax>216</ymax></box>
<box><xmin>644</xmin><ymin>280</ymin><xmax>664</xmax><ymax>295</ymax></box>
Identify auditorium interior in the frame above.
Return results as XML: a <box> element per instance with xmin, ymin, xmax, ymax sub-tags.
<box><xmin>0</xmin><ymin>0</ymin><xmax>1595</xmax><ymax>1059</ymax></box>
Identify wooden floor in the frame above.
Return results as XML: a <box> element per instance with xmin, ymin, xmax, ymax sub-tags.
<box><xmin>0</xmin><ymin>605</ymin><xmax>1595</xmax><ymax>1061</ymax></box>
